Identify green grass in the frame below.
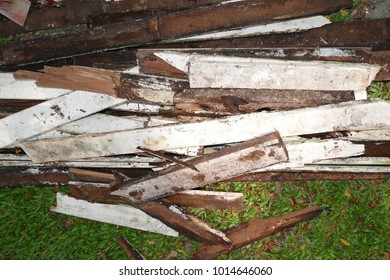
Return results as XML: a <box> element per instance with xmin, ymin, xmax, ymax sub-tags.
<box><xmin>1</xmin><ymin>180</ymin><xmax>389</xmax><ymax>260</ymax></box>
<box><xmin>368</xmin><ymin>82</ymin><xmax>390</xmax><ymax>100</ymax></box>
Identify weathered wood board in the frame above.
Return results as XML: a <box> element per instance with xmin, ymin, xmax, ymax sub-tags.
<box><xmin>20</xmin><ymin>100</ymin><xmax>390</xmax><ymax>163</ymax></box>
<box><xmin>51</xmin><ymin>193</ymin><xmax>178</xmax><ymax>237</ymax></box>
<box><xmin>0</xmin><ymin>72</ymin><xmax>70</xmax><ymax>100</ymax></box>
<box><xmin>155</xmin><ymin>53</ymin><xmax>380</xmax><ymax>93</ymax></box>
<box><xmin>110</xmin><ymin>131</ymin><xmax>288</xmax><ymax>204</ymax></box>
<box><xmin>0</xmin><ymin>91</ymin><xmax>126</xmax><ymax>148</ymax></box>
<box><xmin>0</xmin><ymin>0</ymin><xmax>352</xmax><ymax>66</ymax></box>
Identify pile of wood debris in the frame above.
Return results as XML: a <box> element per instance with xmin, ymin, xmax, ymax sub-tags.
<box><xmin>0</xmin><ymin>0</ymin><xmax>389</xmax><ymax>259</ymax></box>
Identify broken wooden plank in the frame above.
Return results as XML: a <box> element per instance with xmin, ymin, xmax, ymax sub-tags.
<box><xmin>0</xmin><ymin>91</ymin><xmax>126</xmax><ymax>148</ymax></box>
<box><xmin>110</xmin><ymin>131</ymin><xmax>288</xmax><ymax>204</ymax></box>
<box><xmin>138</xmin><ymin>47</ymin><xmax>390</xmax><ymax>81</ymax></box>
<box><xmin>51</xmin><ymin>192</ymin><xmax>179</xmax><ymax>237</ymax></box>
<box><xmin>174</xmin><ymin>88</ymin><xmax>356</xmax><ymax>114</ymax></box>
<box><xmin>14</xmin><ymin>66</ymin><xmax>121</xmax><ymax>96</ymax></box>
<box><xmin>156</xmin><ymin>52</ymin><xmax>380</xmax><ymax>93</ymax></box>
<box><xmin>193</xmin><ymin>206</ymin><xmax>323</xmax><ymax>259</ymax></box>
<box><xmin>163</xmin><ymin>190</ymin><xmax>243</xmax><ymax>210</ymax></box>
<box><xmin>21</xmin><ymin>100</ymin><xmax>390</xmax><ymax>163</ymax></box>
<box><xmin>310</xmin><ymin>157</ymin><xmax>390</xmax><ymax>166</ymax></box>
<box><xmin>187</xmin><ymin>18</ymin><xmax>390</xmax><ymax>49</ymax></box>
<box><xmin>0</xmin><ymin>0</ymin><xmax>352</xmax><ymax>66</ymax></box>
<box><xmin>0</xmin><ymin>72</ymin><xmax>71</xmax><ymax>100</ymax></box>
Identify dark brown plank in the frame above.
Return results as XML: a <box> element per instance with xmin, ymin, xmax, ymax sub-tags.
<box><xmin>0</xmin><ymin>0</ymin><xmax>352</xmax><ymax>66</ymax></box>
<box><xmin>193</xmin><ymin>206</ymin><xmax>323</xmax><ymax>259</ymax></box>
<box><xmin>189</xmin><ymin>18</ymin><xmax>390</xmax><ymax>49</ymax></box>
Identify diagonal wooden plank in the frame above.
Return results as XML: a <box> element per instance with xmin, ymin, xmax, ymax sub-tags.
<box><xmin>20</xmin><ymin>100</ymin><xmax>390</xmax><ymax>163</ymax></box>
<box><xmin>110</xmin><ymin>131</ymin><xmax>288</xmax><ymax>204</ymax></box>
<box><xmin>0</xmin><ymin>91</ymin><xmax>126</xmax><ymax>148</ymax></box>
<box><xmin>51</xmin><ymin>193</ymin><xmax>178</xmax><ymax>237</ymax></box>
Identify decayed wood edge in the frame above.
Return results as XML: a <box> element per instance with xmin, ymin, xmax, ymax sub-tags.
<box><xmin>0</xmin><ymin>0</ymin><xmax>224</xmax><ymax>36</ymax></box>
<box><xmin>110</xmin><ymin>131</ymin><xmax>288</xmax><ymax>204</ymax></box>
<box><xmin>0</xmin><ymin>0</ymin><xmax>352</xmax><ymax>66</ymax></box>
<box><xmin>136</xmin><ymin>200</ymin><xmax>232</xmax><ymax>245</ymax></box>
<box><xmin>193</xmin><ymin>206</ymin><xmax>323</xmax><ymax>259</ymax></box>
<box><xmin>14</xmin><ymin>66</ymin><xmax>121</xmax><ymax>96</ymax></box>
<box><xmin>114</xmin><ymin>234</ymin><xmax>145</xmax><ymax>260</ymax></box>
<box><xmin>51</xmin><ymin>192</ymin><xmax>179</xmax><ymax>237</ymax></box>
<box><xmin>137</xmin><ymin>47</ymin><xmax>390</xmax><ymax>81</ymax></box>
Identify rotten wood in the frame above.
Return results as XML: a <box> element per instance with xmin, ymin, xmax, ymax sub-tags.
<box><xmin>0</xmin><ymin>0</ymin><xmax>352</xmax><ymax>66</ymax></box>
<box><xmin>136</xmin><ymin>200</ymin><xmax>231</xmax><ymax>245</ymax></box>
<box><xmin>193</xmin><ymin>206</ymin><xmax>323</xmax><ymax>259</ymax></box>
<box><xmin>20</xmin><ymin>100</ymin><xmax>390</xmax><ymax>163</ymax></box>
<box><xmin>51</xmin><ymin>192</ymin><xmax>179</xmax><ymax>237</ymax></box>
<box><xmin>110</xmin><ymin>132</ymin><xmax>288</xmax><ymax>204</ymax></box>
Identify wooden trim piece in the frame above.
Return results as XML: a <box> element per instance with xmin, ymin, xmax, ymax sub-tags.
<box><xmin>20</xmin><ymin>100</ymin><xmax>390</xmax><ymax>163</ymax></box>
<box><xmin>51</xmin><ymin>193</ymin><xmax>179</xmax><ymax>237</ymax></box>
<box><xmin>0</xmin><ymin>91</ymin><xmax>126</xmax><ymax>148</ymax></box>
<box><xmin>110</xmin><ymin>131</ymin><xmax>288</xmax><ymax>204</ymax></box>
<box><xmin>193</xmin><ymin>206</ymin><xmax>323</xmax><ymax>259</ymax></box>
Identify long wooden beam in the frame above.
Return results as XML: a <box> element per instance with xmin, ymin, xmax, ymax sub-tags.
<box><xmin>0</xmin><ymin>0</ymin><xmax>352</xmax><ymax>66</ymax></box>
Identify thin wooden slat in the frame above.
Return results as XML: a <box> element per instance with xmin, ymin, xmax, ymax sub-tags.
<box><xmin>0</xmin><ymin>91</ymin><xmax>126</xmax><ymax>148</ymax></box>
<box><xmin>110</xmin><ymin>131</ymin><xmax>288</xmax><ymax>204</ymax></box>
<box><xmin>20</xmin><ymin>100</ymin><xmax>390</xmax><ymax>163</ymax></box>
<box><xmin>51</xmin><ymin>193</ymin><xmax>179</xmax><ymax>237</ymax></box>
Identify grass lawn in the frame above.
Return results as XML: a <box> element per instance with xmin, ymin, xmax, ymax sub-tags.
<box><xmin>0</xmin><ymin>179</ymin><xmax>389</xmax><ymax>260</ymax></box>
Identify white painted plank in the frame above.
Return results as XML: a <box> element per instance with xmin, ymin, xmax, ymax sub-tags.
<box><xmin>0</xmin><ymin>91</ymin><xmax>126</xmax><ymax>148</ymax></box>
<box><xmin>57</xmin><ymin>114</ymin><xmax>178</xmax><ymax>134</ymax></box>
<box><xmin>187</xmin><ymin>55</ymin><xmax>381</xmax><ymax>92</ymax></box>
<box><xmin>0</xmin><ymin>72</ymin><xmax>71</xmax><ymax>100</ymax></box>
<box><xmin>261</xmin><ymin>139</ymin><xmax>365</xmax><ymax>171</ymax></box>
<box><xmin>21</xmin><ymin>100</ymin><xmax>390</xmax><ymax>163</ymax></box>
<box><xmin>272</xmin><ymin>165</ymin><xmax>390</xmax><ymax>173</ymax></box>
<box><xmin>311</xmin><ymin>157</ymin><xmax>390</xmax><ymax>166</ymax></box>
<box><xmin>170</xmin><ymin>16</ymin><xmax>331</xmax><ymax>42</ymax></box>
<box><xmin>51</xmin><ymin>193</ymin><xmax>178</xmax><ymax>237</ymax></box>
<box><xmin>113</xmin><ymin>102</ymin><xmax>172</xmax><ymax>113</ymax></box>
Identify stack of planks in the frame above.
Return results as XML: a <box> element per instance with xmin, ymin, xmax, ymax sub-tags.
<box><xmin>0</xmin><ymin>0</ymin><xmax>389</xmax><ymax>259</ymax></box>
